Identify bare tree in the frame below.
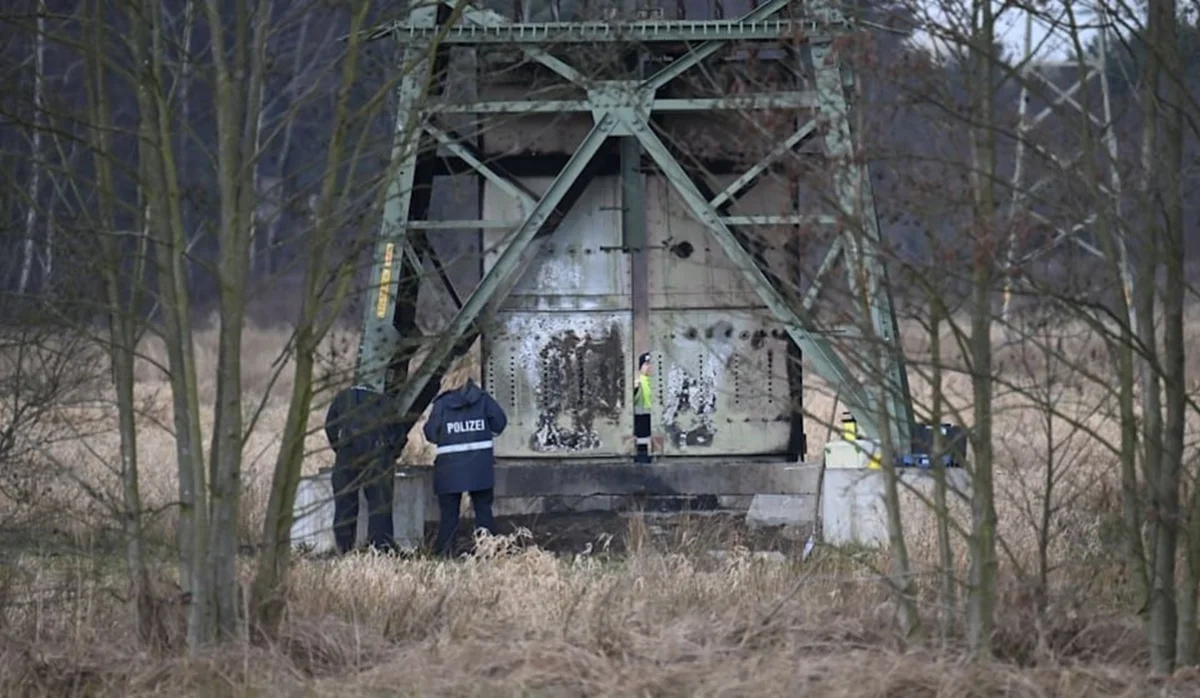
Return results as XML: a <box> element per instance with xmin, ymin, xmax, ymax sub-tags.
<box><xmin>16</xmin><ymin>1</ymin><xmax>45</xmax><ymax>295</ymax></box>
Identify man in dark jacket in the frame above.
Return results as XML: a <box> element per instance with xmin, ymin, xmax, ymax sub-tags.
<box><xmin>324</xmin><ymin>384</ymin><xmax>415</xmax><ymax>555</ymax></box>
<box><xmin>423</xmin><ymin>379</ymin><xmax>508</xmax><ymax>557</ymax></box>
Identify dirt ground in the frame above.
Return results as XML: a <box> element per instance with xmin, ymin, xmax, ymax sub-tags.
<box><xmin>423</xmin><ymin>499</ymin><xmax>815</xmax><ymax>559</ymax></box>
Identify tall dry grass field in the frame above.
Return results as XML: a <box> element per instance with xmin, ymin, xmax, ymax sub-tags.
<box><xmin>2</xmin><ymin>316</ymin><xmax>1200</xmax><ymax>696</ymax></box>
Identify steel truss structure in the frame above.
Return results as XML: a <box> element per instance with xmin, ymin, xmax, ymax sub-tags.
<box><xmin>353</xmin><ymin>0</ymin><xmax>916</xmax><ymax>455</ymax></box>
<box><xmin>999</xmin><ymin>4</ymin><xmax>1132</xmax><ymax>327</ymax></box>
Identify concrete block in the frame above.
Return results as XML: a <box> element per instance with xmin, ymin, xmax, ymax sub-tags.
<box><xmin>719</xmin><ymin>495</ymin><xmax>754</xmax><ymax>510</ymax></box>
<box><xmin>822</xmin><ymin>469</ymin><xmax>889</xmax><ymax>547</ymax></box>
<box><xmin>291</xmin><ymin>473</ymin><xmax>338</xmax><ymax>555</ymax></box>
<box><xmin>746</xmin><ymin>494</ymin><xmax>817</xmax><ymax>529</ymax></box>
<box><xmin>822</xmin><ymin>468</ymin><xmax>974</xmax><ymax>548</ymax></box>
<box><xmin>290</xmin><ymin>472</ymin><xmax>367</xmax><ymax>554</ymax></box>
<box><xmin>824</xmin><ymin>439</ymin><xmax>881</xmax><ymax>470</ymax></box>
<box><xmin>393</xmin><ymin>471</ymin><xmax>427</xmax><ymax>551</ymax></box>
<box><xmin>493</xmin><ymin>459</ymin><xmax>821</xmax><ymax>497</ymax></box>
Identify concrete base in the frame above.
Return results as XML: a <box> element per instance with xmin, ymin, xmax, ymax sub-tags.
<box><xmin>746</xmin><ymin>495</ymin><xmax>816</xmax><ymax>529</ymax></box>
<box><xmin>290</xmin><ymin>470</ymin><xmax>428</xmax><ymax>554</ymax></box>
<box><xmin>291</xmin><ymin>459</ymin><xmax>821</xmax><ymax>554</ymax></box>
<box><xmin>822</xmin><ymin>468</ymin><xmax>972</xmax><ymax>548</ymax></box>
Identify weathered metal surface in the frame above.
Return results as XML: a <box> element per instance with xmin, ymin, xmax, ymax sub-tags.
<box><xmin>480</xmin><ymin>87</ymin><xmax>593</xmax><ymax>156</ymax></box>
<box><xmin>475</xmin><ymin>0</ymin><xmax>758</xmax><ymax>23</ymax></box>
<box><xmin>485</xmin><ymin>311</ymin><xmax>633</xmax><ymax>457</ymax></box>
<box><xmin>645</xmin><ymin>174</ymin><xmax>794</xmax><ymax>310</ymax></box>
<box><xmin>649</xmin><ymin>309</ymin><xmax>791</xmax><ymax>455</ymax></box>
<box><xmin>357</xmin><ymin>0</ymin><xmax>916</xmax><ymax>465</ymax></box>
<box><xmin>482</xmin><ymin>175</ymin><xmax>629</xmax><ymax>311</ymax></box>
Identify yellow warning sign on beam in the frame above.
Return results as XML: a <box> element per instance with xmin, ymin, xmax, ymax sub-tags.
<box><xmin>375</xmin><ymin>243</ymin><xmax>395</xmax><ymax>319</ymax></box>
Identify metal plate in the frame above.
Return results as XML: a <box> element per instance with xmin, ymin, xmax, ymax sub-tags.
<box><xmin>482</xmin><ymin>175</ymin><xmax>631</xmax><ymax>311</ymax></box>
<box><xmin>647</xmin><ymin>174</ymin><xmax>795</xmax><ymax>309</ymax></box>
<box><xmin>480</xmin><ymin>97</ymin><xmax>593</xmax><ymax>155</ymax></box>
<box><xmin>484</xmin><ymin>311</ymin><xmax>633</xmax><ymax>457</ymax></box>
<box><xmin>647</xmin><ymin>308</ymin><xmax>791</xmax><ymax>456</ymax></box>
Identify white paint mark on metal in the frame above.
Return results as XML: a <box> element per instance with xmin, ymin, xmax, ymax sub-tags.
<box><xmin>662</xmin><ymin>332</ymin><xmax>737</xmax><ymax>446</ymax></box>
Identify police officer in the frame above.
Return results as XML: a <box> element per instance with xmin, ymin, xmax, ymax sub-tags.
<box><xmin>423</xmin><ymin>378</ymin><xmax>508</xmax><ymax>557</ymax></box>
<box><xmin>633</xmin><ymin>352</ymin><xmax>654</xmax><ymax>463</ymax></box>
<box><xmin>324</xmin><ymin>383</ymin><xmax>421</xmax><ymax>555</ymax></box>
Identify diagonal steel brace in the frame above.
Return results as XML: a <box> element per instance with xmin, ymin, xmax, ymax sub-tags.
<box><xmin>624</xmin><ymin>114</ymin><xmax>877</xmax><ymax>437</ymax></box>
<box><xmin>641</xmin><ymin>0</ymin><xmax>796</xmax><ymax>92</ymax></box>
<box><xmin>710</xmin><ymin>120</ymin><xmax>817</xmax><ymax>209</ymax></box>
<box><xmin>449</xmin><ymin>2</ymin><xmax>588</xmax><ymax>85</ymax></box>
<box><xmin>389</xmin><ymin>115</ymin><xmax>618</xmax><ymax>418</ymax></box>
<box><xmin>423</xmin><ymin>121</ymin><xmax>537</xmax><ymax>212</ymax></box>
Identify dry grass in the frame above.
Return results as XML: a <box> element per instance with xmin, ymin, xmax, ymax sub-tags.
<box><xmin>0</xmin><ymin>315</ymin><xmax>1197</xmax><ymax>695</ymax></box>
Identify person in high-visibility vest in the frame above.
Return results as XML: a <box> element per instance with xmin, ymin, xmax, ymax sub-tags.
<box><xmin>633</xmin><ymin>352</ymin><xmax>654</xmax><ymax>463</ymax></box>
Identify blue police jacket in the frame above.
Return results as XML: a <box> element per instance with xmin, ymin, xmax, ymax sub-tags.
<box><xmin>423</xmin><ymin>380</ymin><xmax>508</xmax><ymax>494</ymax></box>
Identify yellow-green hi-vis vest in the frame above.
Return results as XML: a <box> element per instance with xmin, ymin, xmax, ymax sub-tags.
<box><xmin>634</xmin><ymin>374</ymin><xmax>653</xmax><ymax>415</ymax></box>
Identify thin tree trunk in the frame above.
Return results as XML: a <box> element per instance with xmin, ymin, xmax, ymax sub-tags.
<box><xmin>262</xmin><ymin>9</ymin><xmax>315</xmax><ymax>275</ymax></box>
<box><xmin>929</xmin><ymin>297</ymin><xmax>955</xmax><ymax>641</ymax></box>
<box><xmin>1156</xmin><ymin>0</ymin><xmax>1186</xmax><ymax>670</ymax></box>
<box><xmin>1180</xmin><ymin>452</ymin><xmax>1200</xmax><ymax>665</ymax></box>
<box><xmin>1134</xmin><ymin>0</ymin><xmax>1172</xmax><ymax>675</ymax></box>
<box><xmin>18</xmin><ymin>4</ymin><xmax>46</xmax><ymax>296</ymax></box>
<box><xmin>965</xmin><ymin>0</ymin><xmax>998</xmax><ymax>659</ymax></box>
<box><xmin>1037</xmin><ymin>340</ymin><xmax>1054</xmax><ymax>613</ymax></box>
<box><xmin>251</xmin><ymin>1</ymin><xmax>372</xmax><ymax>637</ymax></box>
<box><xmin>176</xmin><ymin>1</ymin><xmax>195</xmax><ymax>287</ymax></box>
<box><xmin>132</xmin><ymin>0</ymin><xmax>213</xmax><ymax>649</ymax></box>
<box><xmin>877</xmin><ymin>374</ymin><xmax>921</xmax><ymax>641</ymax></box>
<box><xmin>201</xmin><ymin>0</ymin><xmax>271</xmax><ymax>640</ymax></box>
<box><xmin>85</xmin><ymin>1</ymin><xmax>153</xmax><ymax>643</ymax></box>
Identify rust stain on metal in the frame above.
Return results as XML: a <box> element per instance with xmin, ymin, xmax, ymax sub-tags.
<box><xmin>531</xmin><ymin>324</ymin><xmax>626</xmax><ymax>452</ymax></box>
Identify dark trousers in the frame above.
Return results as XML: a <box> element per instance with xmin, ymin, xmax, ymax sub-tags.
<box><xmin>634</xmin><ymin>413</ymin><xmax>652</xmax><ymax>463</ymax></box>
<box><xmin>331</xmin><ymin>464</ymin><xmax>395</xmax><ymax>554</ymax></box>
<box><xmin>434</xmin><ymin>489</ymin><xmax>496</xmax><ymax>557</ymax></box>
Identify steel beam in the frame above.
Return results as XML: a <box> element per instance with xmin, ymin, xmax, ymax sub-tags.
<box><xmin>710</xmin><ymin>120</ymin><xmax>817</xmax><ymax>209</ymax></box>
<box><xmin>425</xmin><ymin>93</ymin><xmax>818</xmax><ymax>114</ymax></box>
<box><xmin>407</xmin><ymin>219</ymin><xmax>515</xmax><ymax>230</ymax></box>
<box><xmin>622</xmin><ymin>135</ymin><xmax>650</xmax><ymax>390</ymax></box>
<box><xmin>406</xmin><ymin>214</ymin><xmax>836</xmax><ymax>230</ymax></box>
<box><xmin>801</xmin><ymin>238</ymin><xmax>844</xmax><ymax>313</ymax></box>
<box><xmin>722</xmin><ymin>215</ymin><xmax>836</xmax><ymax>226</ymax></box>
<box><xmin>390</xmin><ymin>116</ymin><xmax>618</xmax><ymax>419</ymax></box>
<box><xmin>641</xmin><ymin>0</ymin><xmax>802</xmax><ymax>91</ymax></box>
<box><xmin>369</xmin><ymin>18</ymin><xmax>842</xmax><ymax>45</ymax></box>
<box><xmin>625</xmin><ymin>114</ymin><xmax>878</xmax><ymax>437</ymax></box>
<box><xmin>354</xmin><ymin>5</ymin><xmax>439</xmax><ymax>391</ymax></box>
<box><xmin>423</xmin><ymin>122</ymin><xmax>537</xmax><ymax>212</ymax></box>
<box><xmin>454</xmin><ymin>4</ymin><xmax>589</xmax><ymax>85</ymax></box>
<box><xmin>812</xmin><ymin>44</ymin><xmax>913</xmax><ymax>450</ymax></box>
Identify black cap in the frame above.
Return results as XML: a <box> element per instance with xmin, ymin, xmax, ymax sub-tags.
<box><xmin>638</xmin><ymin>352</ymin><xmax>652</xmax><ymax>369</ymax></box>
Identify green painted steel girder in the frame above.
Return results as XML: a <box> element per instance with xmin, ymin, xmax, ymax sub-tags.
<box><xmin>621</xmin><ymin>111</ymin><xmax>880</xmax><ymax>439</ymax></box>
<box><xmin>353</xmin><ymin>7</ymin><xmax>439</xmax><ymax>392</ymax></box>
<box><xmin>423</xmin><ymin>122</ymin><xmax>537</xmax><ymax>211</ymax></box>
<box><xmin>389</xmin><ymin>115</ymin><xmax>619</xmax><ymax>419</ymax></box>
<box><xmin>367</xmin><ymin>18</ymin><xmax>844</xmax><ymax>44</ymax></box>
<box><xmin>710</xmin><ymin>120</ymin><xmax>818</xmax><ymax>209</ymax></box>
<box><xmin>357</xmin><ymin>0</ymin><xmax>918</xmax><ymax>456</ymax></box>
<box><xmin>406</xmin><ymin>215</ymin><xmax>835</xmax><ymax>230</ymax></box>
<box><xmin>641</xmin><ymin>0</ymin><xmax>797</xmax><ymax>91</ymax></box>
<box><xmin>812</xmin><ymin>43</ymin><xmax>914</xmax><ymax>450</ymax></box>
<box><xmin>426</xmin><ymin>93</ymin><xmax>818</xmax><ymax>114</ymax></box>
